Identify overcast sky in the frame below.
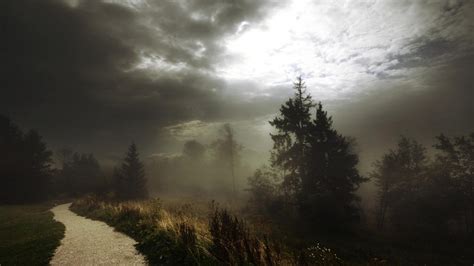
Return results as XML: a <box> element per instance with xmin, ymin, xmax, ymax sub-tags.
<box><xmin>2</xmin><ymin>0</ymin><xmax>473</xmax><ymax>170</ymax></box>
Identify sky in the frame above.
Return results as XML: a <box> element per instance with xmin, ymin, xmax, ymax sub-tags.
<box><xmin>2</xmin><ymin>0</ymin><xmax>474</xmax><ymax>171</ymax></box>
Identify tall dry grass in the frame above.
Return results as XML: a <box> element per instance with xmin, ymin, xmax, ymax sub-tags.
<box><xmin>71</xmin><ymin>195</ymin><xmax>341</xmax><ymax>265</ymax></box>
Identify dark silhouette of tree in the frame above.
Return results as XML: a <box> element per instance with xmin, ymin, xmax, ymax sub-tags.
<box><xmin>372</xmin><ymin>136</ymin><xmax>428</xmax><ymax>231</ymax></box>
<box><xmin>434</xmin><ymin>133</ymin><xmax>474</xmax><ymax>234</ymax></box>
<box><xmin>247</xmin><ymin>166</ymin><xmax>282</xmax><ymax>216</ymax></box>
<box><xmin>59</xmin><ymin>152</ymin><xmax>103</xmax><ymax>195</ymax></box>
<box><xmin>269</xmin><ymin>78</ymin><xmax>366</xmax><ymax>230</ymax></box>
<box><xmin>115</xmin><ymin>143</ymin><xmax>148</xmax><ymax>200</ymax></box>
<box><xmin>270</xmin><ymin>77</ymin><xmax>313</xmax><ymax>196</ymax></box>
<box><xmin>0</xmin><ymin>115</ymin><xmax>52</xmax><ymax>203</ymax></box>
<box><xmin>370</xmin><ymin>150</ymin><xmax>399</xmax><ymax>229</ymax></box>
<box><xmin>300</xmin><ymin>103</ymin><xmax>367</xmax><ymax>227</ymax></box>
<box><xmin>212</xmin><ymin>124</ymin><xmax>242</xmax><ymax>199</ymax></box>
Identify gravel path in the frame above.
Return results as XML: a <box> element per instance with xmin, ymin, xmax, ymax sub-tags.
<box><xmin>50</xmin><ymin>203</ymin><xmax>147</xmax><ymax>266</ymax></box>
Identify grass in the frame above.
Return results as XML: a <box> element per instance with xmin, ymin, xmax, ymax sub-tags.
<box><xmin>70</xmin><ymin>196</ymin><xmax>343</xmax><ymax>265</ymax></box>
<box><xmin>0</xmin><ymin>203</ymin><xmax>65</xmax><ymax>266</ymax></box>
<box><xmin>70</xmin><ymin>196</ymin><xmax>216</xmax><ymax>265</ymax></box>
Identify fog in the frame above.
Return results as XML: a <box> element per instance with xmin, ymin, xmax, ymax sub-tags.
<box><xmin>2</xmin><ymin>1</ymin><xmax>474</xmax><ymax>264</ymax></box>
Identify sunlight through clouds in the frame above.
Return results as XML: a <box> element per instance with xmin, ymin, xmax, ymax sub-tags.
<box><xmin>219</xmin><ymin>0</ymin><xmax>474</xmax><ymax>100</ymax></box>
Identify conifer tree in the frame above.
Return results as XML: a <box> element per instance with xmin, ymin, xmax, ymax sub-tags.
<box><xmin>302</xmin><ymin>103</ymin><xmax>367</xmax><ymax>226</ymax></box>
<box><xmin>116</xmin><ymin>143</ymin><xmax>148</xmax><ymax>199</ymax></box>
<box><xmin>269</xmin><ymin>76</ymin><xmax>313</xmax><ymax>195</ymax></box>
<box><xmin>269</xmin><ymin>78</ymin><xmax>366</xmax><ymax>228</ymax></box>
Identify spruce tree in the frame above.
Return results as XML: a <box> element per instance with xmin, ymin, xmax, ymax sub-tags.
<box><xmin>269</xmin><ymin>76</ymin><xmax>313</xmax><ymax>195</ymax></box>
<box><xmin>116</xmin><ymin>143</ymin><xmax>148</xmax><ymax>199</ymax></box>
<box><xmin>302</xmin><ymin>103</ymin><xmax>367</xmax><ymax>227</ymax></box>
<box><xmin>269</xmin><ymin>78</ymin><xmax>366</xmax><ymax>229</ymax></box>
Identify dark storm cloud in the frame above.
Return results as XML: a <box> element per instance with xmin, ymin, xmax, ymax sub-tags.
<box><xmin>1</xmin><ymin>0</ymin><xmax>282</xmax><ymax>156</ymax></box>
<box><xmin>2</xmin><ymin>0</ymin><xmax>473</xmax><ymax>170</ymax></box>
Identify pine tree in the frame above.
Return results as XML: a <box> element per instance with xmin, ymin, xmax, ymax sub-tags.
<box><xmin>302</xmin><ymin>103</ymin><xmax>367</xmax><ymax>227</ymax></box>
<box><xmin>116</xmin><ymin>143</ymin><xmax>148</xmax><ymax>199</ymax></box>
<box><xmin>269</xmin><ymin>76</ymin><xmax>313</xmax><ymax>195</ymax></box>
<box><xmin>269</xmin><ymin>78</ymin><xmax>366</xmax><ymax>229</ymax></box>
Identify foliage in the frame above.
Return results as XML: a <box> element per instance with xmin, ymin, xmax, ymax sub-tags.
<box><xmin>115</xmin><ymin>143</ymin><xmax>148</xmax><ymax>200</ymax></box>
<box><xmin>269</xmin><ymin>77</ymin><xmax>313</xmax><ymax>195</ymax></box>
<box><xmin>371</xmin><ymin>136</ymin><xmax>429</xmax><ymax>231</ymax></box>
<box><xmin>300</xmin><ymin>103</ymin><xmax>367</xmax><ymax>228</ymax></box>
<box><xmin>434</xmin><ymin>133</ymin><xmax>474</xmax><ymax>234</ymax></box>
<box><xmin>72</xmin><ymin>197</ymin><xmax>328</xmax><ymax>265</ymax></box>
<box><xmin>266</xmin><ymin>77</ymin><xmax>367</xmax><ymax>230</ymax></box>
<box><xmin>371</xmin><ymin>133</ymin><xmax>474</xmax><ymax>240</ymax></box>
<box><xmin>247</xmin><ymin>166</ymin><xmax>281</xmax><ymax>215</ymax></box>
<box><xmin>55</xmin><ymin>151</ymin><xmax>105</xmax><ymax>196</ymax></box>
<box><xmin>0</xmin><ymin>115</ymin><xmax>53</xmax><ymax>203</ymax></box>
<box><xmin>71</xmin><ymin>196</ymin><xmax>214</xmax><ymax>265</ymax></box>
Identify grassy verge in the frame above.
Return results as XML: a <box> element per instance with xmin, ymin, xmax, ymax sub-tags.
<box><xmin>70</xmin><ymin>196</ymin><xmax>343</xmax><ymax>265</ymax></box>
<box><xmin>0</xmin><ymin>203</ymin><xmax>65</xmax><ymax>266</ymax></box>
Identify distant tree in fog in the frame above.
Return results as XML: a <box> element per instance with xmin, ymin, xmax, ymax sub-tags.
<box><xmin>58</xmin><ymin>151</ymin><xmax>103</xmax><ymax>196</ymax></box>
<box><xmin>0</xmin><ymin>115</ymin><xmax>52</xmax><ymax>203</ymax></box>
<box><xmin>212</xmin><ymin>124</ymin><xmax>242</xmax><ymax>198</ymax></box>
<box><xmin>371</xmin><ymin>136</ymin><xmax>428</xmax><ymax>230</ymax></box>
<box><xmin>434</xmin><ymin>133</ymin><xmax>474</xmax><ymax>234</ymax></box>
<box><xmin>115</xmin><ymin>143</ymin><xmax>148</xmax><ymax>199</ymax></box>
<box><xmin>371</xmin><ymin>134</ymin><xmax>474</xmax><ymax>238</ymax></box>
<box><xmin>183</xmin><ymin>140</ymin><xmax>206</xmax><ymax>161</ymax></box>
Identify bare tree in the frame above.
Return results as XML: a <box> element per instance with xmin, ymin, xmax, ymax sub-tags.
<box><xmin>212</xmin><ymin>124</ymin><xmax>242</xmax><ymax>200</ymax></box>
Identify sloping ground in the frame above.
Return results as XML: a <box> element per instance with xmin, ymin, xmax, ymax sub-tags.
<box><xmin>50</xmin><ymin>203</ymin><xmax>146</xmax><ymax>266</ymax></box>
<box><xmin>0</xmin><ymin>204</ymin><xmax>64</xmax><ymax>266</ymax></box>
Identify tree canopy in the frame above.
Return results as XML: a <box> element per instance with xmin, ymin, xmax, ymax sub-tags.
<box><xmin>0</xmin><ymin>115</ymin><xmax>52</xmax><ymax>203</ymax></box>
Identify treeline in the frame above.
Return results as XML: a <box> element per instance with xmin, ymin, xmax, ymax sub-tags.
<box><xmin>0</xmin><ymin>115</ymin><xmax>148</xmax><ymax>203</ymax></box>
<box><xmin>0</xmin><ymin>115</ymin><xmax>52</xmax><ymax>203</ymax></box>
<box><xmin>244</xmin><ymin>77</ymin><xmax>473</xmax><ymax>263</ymax></box>
<box><xmin>372</xmin><ymin>134</ymin><xmax>474</xmax><ymax>237</ymax></box>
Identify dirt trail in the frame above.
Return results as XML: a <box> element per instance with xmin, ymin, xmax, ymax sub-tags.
<box><xmin>50</xmin><ymin>203</ymin><xmax>146</xmax><ymax>266</ymax></box>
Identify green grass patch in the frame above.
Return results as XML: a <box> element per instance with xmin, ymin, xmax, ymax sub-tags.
<box><xmin>0</xmin><ymin>203</ymin><xmax>65</xmax><ymax>266</ymax></box>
